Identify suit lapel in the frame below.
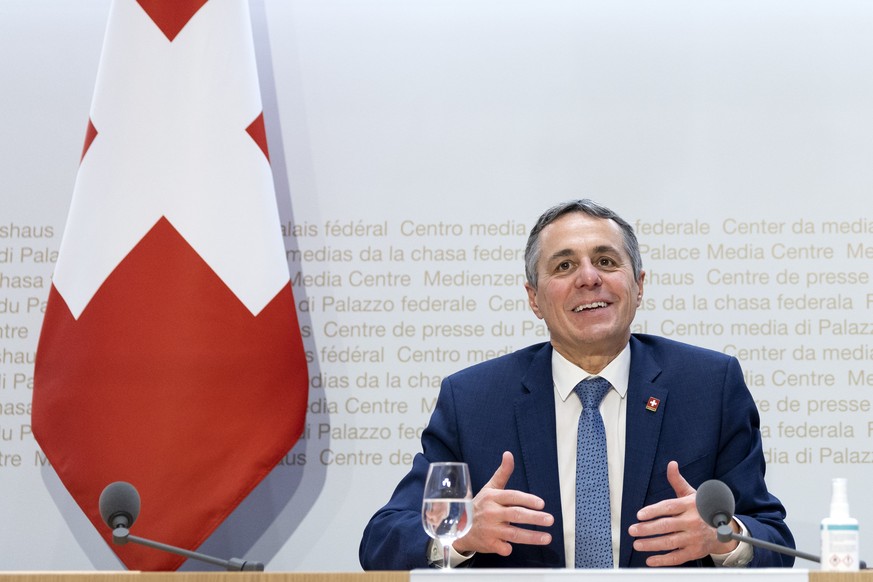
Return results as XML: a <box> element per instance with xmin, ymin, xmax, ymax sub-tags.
<box><xmin>514</xmin><ymin>343</ymin><xmax>565</xmax><ymax>565</ymax></box>
<box><xmin>619</xmin><ymin>336</ymin><xmax>668</xmax><ymax>567</ymax></box>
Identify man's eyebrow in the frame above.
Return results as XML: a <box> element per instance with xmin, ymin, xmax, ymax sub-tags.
<box><xmin>547</xmin><ymin>248</ymin><xmax>575</xmax><ymax>262</ymax></box>
<box><xmin>593</xmin><ymin>244</ymin><xmax>621</xmax><ymax>255</ymax></box>
<box><xmin>548</xmin><ymin>245</ymin><xmax>620</xmax><ymax>261</ymax></box>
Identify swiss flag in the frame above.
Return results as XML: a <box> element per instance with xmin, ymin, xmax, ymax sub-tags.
<box><xmin>32</xmin><ymin>0</ymin><xmax>308</xmax><ymax>571</ymax></box>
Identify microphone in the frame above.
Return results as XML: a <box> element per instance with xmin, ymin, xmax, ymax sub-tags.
<box><xmin>695</xmin><ymin>479</ymin><xmax>734</xmax><ymax>529</ymax></box>
<box><xmin>695</xmin><ymin>479</ymin><xmax>867</xmax><ymax>569</ymax></box>
<box><xmin>99</xmin><ymin>481</ymin><xmax>140</xmax><ymax>529</ymax></box>
<box><xmin>98</xmin><ymin>482</ymin><xmax>265</xmax><ymax>571</ymax></box>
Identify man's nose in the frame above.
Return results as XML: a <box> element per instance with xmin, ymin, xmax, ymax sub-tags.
<box><xmin>574</xmin><ymin>260</ymin><xmax>602</xmax><ymax>287</ymax></box>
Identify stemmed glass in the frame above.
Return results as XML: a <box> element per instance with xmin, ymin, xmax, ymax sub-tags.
<box><xmin>422</xmin><ymin>462</ymin><xmax>474</xmax><ymax>570</ymax></box>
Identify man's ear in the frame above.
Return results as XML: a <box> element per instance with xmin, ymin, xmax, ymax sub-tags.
<box><xmin>525</xmin><ymin>282</ymin><xmax>543</xmax><ymax>319</ymax></box>
<box><xmin>636</xmin><ymin>270</ymin><xmax>646</xmax><ymax>306</ymax></box>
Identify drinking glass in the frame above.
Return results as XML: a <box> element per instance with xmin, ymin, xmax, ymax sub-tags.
<box><xmin>422</xmin><ymin>462</ymin><xmax>473</xmax><ymax>569</ymax></box>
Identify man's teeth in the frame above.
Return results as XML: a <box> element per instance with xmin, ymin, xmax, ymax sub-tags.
<box><xmin>574</xmin><ymin>302</ymin><xmax>607</xmax><ymax>312</ymax></box>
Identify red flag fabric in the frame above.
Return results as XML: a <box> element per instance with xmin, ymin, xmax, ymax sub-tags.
<box><xmin>32</xmin><ymin>0</ymin><xmax>308</xmax><ymax>571</ymax></box>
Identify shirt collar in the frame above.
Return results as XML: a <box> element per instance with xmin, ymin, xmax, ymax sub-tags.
<box><xmin>552</xmin><ymin>343</ymin><xmax>631</xmax><ymax>403</ymax></box>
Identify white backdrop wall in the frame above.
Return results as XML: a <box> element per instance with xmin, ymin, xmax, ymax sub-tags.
<box><xmin>1</xmin><ymin>0</ymin><xmax>872</xmax><ymax>571</ymax></box>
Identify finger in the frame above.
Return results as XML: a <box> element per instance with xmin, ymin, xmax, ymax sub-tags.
<box><xmin>629</xmin><ymin>515</ymin><xmax>677</xmax><ymax>538</ymax></box>
<box><xmin>666</xmin><ymin>460</ymin><xmax>695</xmax><ymax>498</ymax></box>
<box><xmin>465</xmin><ymin>522</ymin><xmax>553</xmax><ymax>556</ymax></box>
<box><xmin>632</xmin><ymin>531</ymin><xmax>685</xmax><ymax>553</ymax></box>
<box><xmin>493</xmin><ymin>523</ymin><xmax>553</xmax><ymax>547</ymax></box>
<box><xmin>486</xmin><ymin>488</ymin><xmax>548</xmax><ymax>512</ymax></box>
<box><xmin>645</xmin><ymin>548</ymin><xmax>697</xmax><ymax>568</ymax></box>
<box><xmin>632</xmin><ymin>532</ymin><xmax>700</xmax><ymax>567</ymax></box>
<box><xmin>634</xmin><ymin>494</ymin><xmax>692</xmax><ymax>523</ymax></box>
<box><xmin>484</xmin><ymin>451</ymin><xmax>515</xmax><ymax>490</ymax></box>
<box><xmin>494</xmin><ymin>503</ymin><xmax>554</xmax><ymax>528</ymax></box>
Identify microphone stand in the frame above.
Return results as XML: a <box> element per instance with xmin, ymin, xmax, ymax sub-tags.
<box><xmin>716</xmin><ymin>524</ymin><xmax>867</xmax><ymax>569</ymax></box>
<box><xmin>112</xmin><ymin>527</ymin><xmax>265</xmax><ymax>571</ymax></box>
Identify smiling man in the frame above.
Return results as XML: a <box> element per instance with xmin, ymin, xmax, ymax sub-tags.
<box><xmin>359</xmin><ymin>199</ymin><xmax>794</xmax><ymax>570</ymax></box>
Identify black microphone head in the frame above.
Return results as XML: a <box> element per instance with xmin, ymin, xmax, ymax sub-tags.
<box><xmin>99</xmin><ymin>481</ymin><xmax>141</xmax><ymax>530</ymax></box>
<box><xmin>696</xmin><ymin>479</ymin><xmax>735</xmax><ymax>527</ymax></box>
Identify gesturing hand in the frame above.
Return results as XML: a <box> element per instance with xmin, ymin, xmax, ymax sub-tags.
<box><xmin>628</xmin><ymin>461</ymin><xmax>740</xmax><ymax>566</ymax></box>
<box><xmin>452</xmin><ymin>451</ymin><xmax>554</xmax><ymax>557</ymax></box>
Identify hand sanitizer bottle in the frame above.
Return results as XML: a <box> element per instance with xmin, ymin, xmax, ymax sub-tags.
<box><xmin>820</xmin><ymin>478</ymin><xmax>859</xmax><ymax>571</ymax></box>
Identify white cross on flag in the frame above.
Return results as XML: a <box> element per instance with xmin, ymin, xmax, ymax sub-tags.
<box><xmin>32</xmin><ymin>0</ymin><xmax>308</xmax><ymax>570</ymax></box>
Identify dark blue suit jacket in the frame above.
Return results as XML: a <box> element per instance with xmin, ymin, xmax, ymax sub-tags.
<box><xmin>360</xmin><ymin>335</ymin><xmax>794</xmax><ymax>569</ymax></box>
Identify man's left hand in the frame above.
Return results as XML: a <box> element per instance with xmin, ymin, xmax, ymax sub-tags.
<box><xmin>628</xmin><ymin>461</ymin><xmax>739</xmax><ymax>566</ymax></box>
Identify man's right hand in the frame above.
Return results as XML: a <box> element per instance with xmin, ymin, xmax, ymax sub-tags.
<box><xmin>452</xmin><ymin>451</ymin><xmax>554</xmax><ymax>556</ymax></box>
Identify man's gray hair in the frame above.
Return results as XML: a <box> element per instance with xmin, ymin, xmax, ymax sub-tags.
<box><xmin>524</xmin><ymin>199</ymin><xmax>643</xmax><ymax>288</ymax></box>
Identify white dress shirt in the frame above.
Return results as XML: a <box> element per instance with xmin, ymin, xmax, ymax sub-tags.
<box><xmin>553</xmin><ymin>345</ymin><xmax>629</xmax><ymax>567</ymax></box>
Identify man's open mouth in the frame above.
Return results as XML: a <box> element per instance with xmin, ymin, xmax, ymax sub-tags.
<box><xmin>573</xmin><ymin>302</ymin><xmax>608</xmax><ymax>312</ymax></box>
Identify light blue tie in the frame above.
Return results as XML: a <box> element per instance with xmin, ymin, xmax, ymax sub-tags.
<box><xmin>574</xmin><ymin>376</ymin><xmax>613</xmax><ymax>568</ymax></box>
